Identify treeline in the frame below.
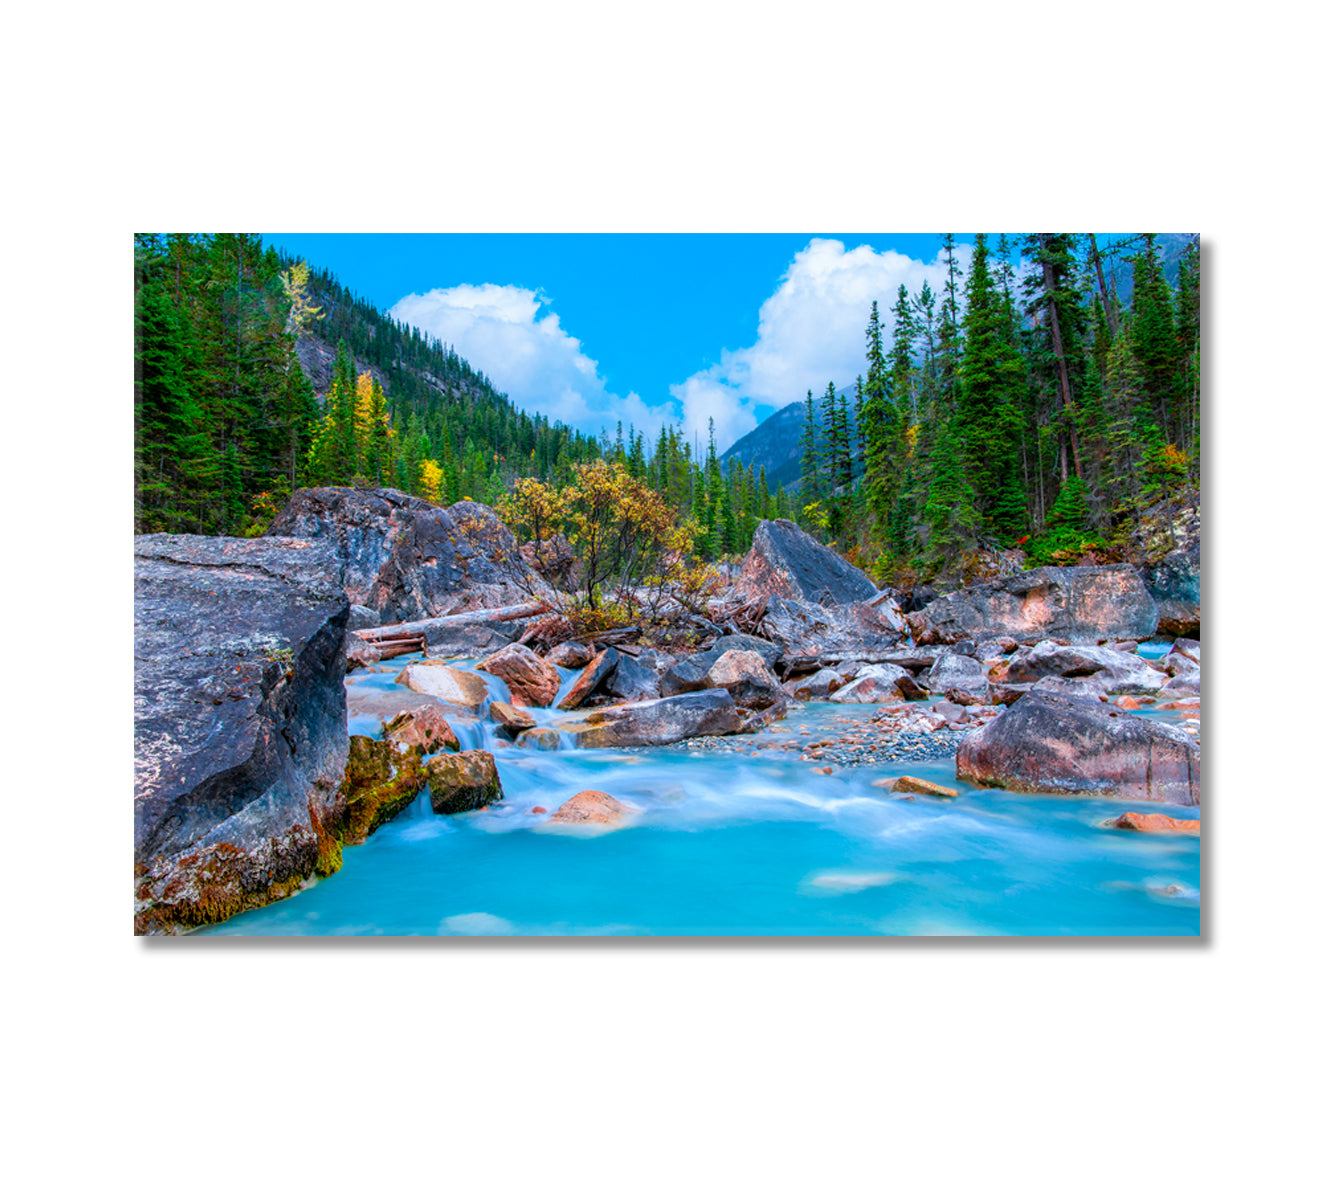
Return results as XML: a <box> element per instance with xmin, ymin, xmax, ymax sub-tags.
<box><xmin>791</xmin><ymin>232</ymin><xmax>1200</xmax><ymax>577</ymax></box>
<box><xmin>600</xmin><ymin>419</ymin><xmax>801</xmax><ymax>560</ymax></box>
<box><xmin>136</xmin><ymin>232</ymin><xmax>1200</xmax><ymax>585</ymax></box>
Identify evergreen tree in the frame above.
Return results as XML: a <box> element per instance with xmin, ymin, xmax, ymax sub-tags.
<box><xmin>799</xmin><ymin>389</ymin><xmax>821</xmax><ymax>508</ymax></box>
<box><xmin>958</xmin><ymin>233</ymin><xmax>1026</xmax><ymax>537</ymax></box>
<box><xmin>859</xmin><ymin>302</ymin><xmax>897</xmax><ymax>538</ymax></box>
<box><xmin>1129</xmin><ymin>234</ymin><xmax>1178</xmax><ymax>433</ymax></box>
<box><xmin>923</xmin><ymin>420</ymin><xmax>976</xmax><ymax>563</ymax></box>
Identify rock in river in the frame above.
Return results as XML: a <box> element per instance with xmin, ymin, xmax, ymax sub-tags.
<box><xmin>875</xmin><ymin>775</ymin><xmax>960</xmax><ymax>799</ymax></box>
<box><xmin>477</xmin><ymin>643</ymin><xmax>561</xmax><ymax>707</ymax></box>
<box><xmin>133</xmin><ymin>534</ymin><xmax>350</xmax><ymax>934</ymax></box>
<box><xmin>425</xmin><ymin>750</ymin><xmax>503</xmax><ymax>814</ymax></box>
<box><xmin>704</xmin><ymin>649</ymin><xmax>783</xmax><ymax>711</ymax></box>
<box><xmin>335</xmin><ymin>734</ymin><xmax>429</xmax><ymax>845</ymax></box>
<box><xmin>956</xmin><ymin>691</ymin><xmax>1200</xmax><ymax>806</ymax></box>
<box><xmin>557</xmin><ymin>645</ymin><xmax>620</xmax><ymax>710</ymax></box>
<box><xmin>490</xmin><ymin>700</ymin><xmax>537</xmax><ymax>734</ymax></box>
<box><xmin>547</xmin><ymin>790</ymin><xmax>638</xmax><ymax>829</ymax></box>
<box><xmin>395</xmin><ymin>661</ymin><xmax>492</xmax><ymax>712</ymax></box>
<box><xmin>383</xmin><ymin>706</ymin><xmax>461</xmax><ymax>753</ymax></box>
<box><xmin>556</xmin><ymin>689</ymin><xmax>740</xmax><ymax>747</ymax></box>
<box><xmin>1108</xmin><ymin>811</ymin><xmax>1201</xmax><ymax>835</ymax></box>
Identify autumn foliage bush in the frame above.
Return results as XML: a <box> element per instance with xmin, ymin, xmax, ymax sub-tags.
<box><xmin>497</xmin><ymin>460</ymin><xmax>716</xmax><ymax>629</ymax></box>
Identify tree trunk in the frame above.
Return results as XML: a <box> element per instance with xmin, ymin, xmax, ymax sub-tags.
<box><xmin>1088</xmin><ymin>234</ymin><xmax>1119</xmax><ymax>338</ymax></box>
<box><xmin>1043</xmin><ymin>258</ymin><xmax>1083</xmax><ymax>480</ymax></box>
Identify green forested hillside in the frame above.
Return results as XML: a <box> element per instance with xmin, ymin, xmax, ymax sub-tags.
<box><xmin>133</xmin><ymin>234</ymin><xmax>605</xmax><ymax>535</ymax></box>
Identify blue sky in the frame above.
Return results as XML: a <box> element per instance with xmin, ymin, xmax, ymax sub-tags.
<box><xmin>262</xmin><ymin>232</ymin><xmax>970</xmax><ymax>449</ymax></box>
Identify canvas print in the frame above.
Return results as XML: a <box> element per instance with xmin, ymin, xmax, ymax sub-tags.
<box><xmin>133</xmin><ymin>232</ymin><xmax>1201</xmax><ymax>936</ymax></box>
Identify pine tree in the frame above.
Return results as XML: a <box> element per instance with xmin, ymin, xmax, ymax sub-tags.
<box><xmin>1022</xmin><ymin>233</ymin><xmax>1088</xmax><ymax>485</ymax></box>
<box><xmin>936</xmin><ymin>233</ymin><xmax>963</xmax><ymax>414</ymax></box>
<box><xmin>889</xmin><ymin>284</ymin><xmax>917</xmax><ymax>422</ymax></box>
<box><xmin>799</xmin><ymin>389</ymin><xmax>821</xmax><ymax>508</ymax></box>
<box><xmin>958</xmin><ymin>234</ymin><xmax>1026</xmax><ymax>537</ymax></box>
<box><xmin>1129</xmin><ymin>235</ymin><xmax>1178</xmax><ymax>433</ymax></box>
<box><xmin>859</xmin><ymin>302</ymin><xmax>897</xmax><ymax>537</ymax></box>
<box><xmin>923</xmin><ymin>420</ymin><xmax>976</xmax><ymax>563</ymax></box>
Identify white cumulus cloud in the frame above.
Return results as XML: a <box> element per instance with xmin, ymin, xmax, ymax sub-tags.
<box><xmin>388</xmin><ymin>283</ymin><xmax>672</xmax><ymax>438</ymax></box>
<box><xmin>389</xmin><ymin>239</ymin><xmax>981</xmax><ymax>455</ymax></box>
<box><xmin>672</xmin><ymin>238</ymin><xmax>974</xmax><ymax>449</ymax></box>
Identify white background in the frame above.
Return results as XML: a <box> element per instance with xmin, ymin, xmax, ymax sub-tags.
<box><xmin>5</xmin><ymin>3</ymin><xmax>1329</xmax><ymax>1197</ymax></box>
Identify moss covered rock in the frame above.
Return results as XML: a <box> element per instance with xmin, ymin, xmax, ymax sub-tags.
<box><xmin>426</xmin><ymin>750</ymin><xmax>503</xmax><ymax>814</ymax></box>
<box><xmin>335</xmin><ymin>734</ymin><xmax>428</xmax><ymax>844</ymax></box>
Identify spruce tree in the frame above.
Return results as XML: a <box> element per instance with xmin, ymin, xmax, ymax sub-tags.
<box><xmin>859</xmin><ymin>302</ymin><xmax>897</xmax><ymax>538</ymax></box>
<box><xmin>799</xmin><ymin>389</ymin><xmax>821</xmax><ymax>508</ymax></box>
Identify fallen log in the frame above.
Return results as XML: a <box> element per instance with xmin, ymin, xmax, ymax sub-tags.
<box><xmin>584</xmin><ymin>626</ymin><xmax>642</xmax><ymax>643</ymax></box>
<box><xmin>352</xmin><ymin>601</ymin><xmax>551</xmax><ymax>643</ymax></box>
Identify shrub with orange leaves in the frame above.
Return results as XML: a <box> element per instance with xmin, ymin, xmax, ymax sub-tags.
<box><xmin>498</xmin><ymin>460</ymin><xmax>705</xmax><ymax>627</ymax></box>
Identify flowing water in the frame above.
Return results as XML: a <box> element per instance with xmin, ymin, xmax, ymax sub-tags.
<box><xmin>200</xmin><ymin>651</ymin><xmax>1201</xmax><ymax>937</ymax></box>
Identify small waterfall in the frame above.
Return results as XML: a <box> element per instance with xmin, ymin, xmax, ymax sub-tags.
<box><xmin>406</xmin><ymin>785</ymin><xmax>433</xmax><ymax>819</ymax></box>
<box><xmin>452</xmin><ymin>719</ymin><xmax>491</xmax><ymax>751</ymax></box>
<box><xmin>550</xmin><ymin>666</ymin><xmax>582</xmax><ymax>708</ymax></box>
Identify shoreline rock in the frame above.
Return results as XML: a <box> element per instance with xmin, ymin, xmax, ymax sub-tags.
<box><xmin>133</xmin><ymin>535</ymin><xmax>350</xmax><ymax>935</ymax></box>
<box><xmin>909</xmin><ymin>565</ymin><xmax>1159</xmax><ymax>644</ymax></box>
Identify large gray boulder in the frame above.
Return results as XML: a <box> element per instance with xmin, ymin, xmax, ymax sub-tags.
<box><xmin>266</xmin><ymin>487</ymin><xmax>550</xmax><ymax>622</ymax></box>
<box><xmin>703</xmin><ymin>649</ymin><xmax>783</xmax><ymax>711</ymax></box>
<box><xmin>605</xmin><ymin>653</ymin><xmax>662</xmax><ymax>703</ymax></box>
<box><xmin>133</xmin><ymin>535</ymin><xmax>351</xmax><ymax>934</ymax></box>
<box><xmin>909</xmin><ymin>565</ymin><xmax>1159</xmax><ymax>644</ymax></box>
<box><xmin>555</xmin><ymin>690</ymin><xmax>740</xmax><ymax>747</ymax></box>
<box><xmin>956</xmin><ymin>691</ymin><xmax>1200</xmax><ymax>806</ymax></box>
<box><xmin>711</xmin><ymin>634</ymin><xmax>782</xmax><ymax>669</ymax></box>
<box><xmin>736</xmin><ymin>519</ymin><xmax>878</xmax><ymax>607</ymax></box>
<box><xmin>757</xmin><ymin>596</ymin><xmax>906</xmax><ymax>661</ymax></box>
<box><xmin>923</xmin><ymin>653</ymin><xmax>992</xmax><ymax>697</ymax></box>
